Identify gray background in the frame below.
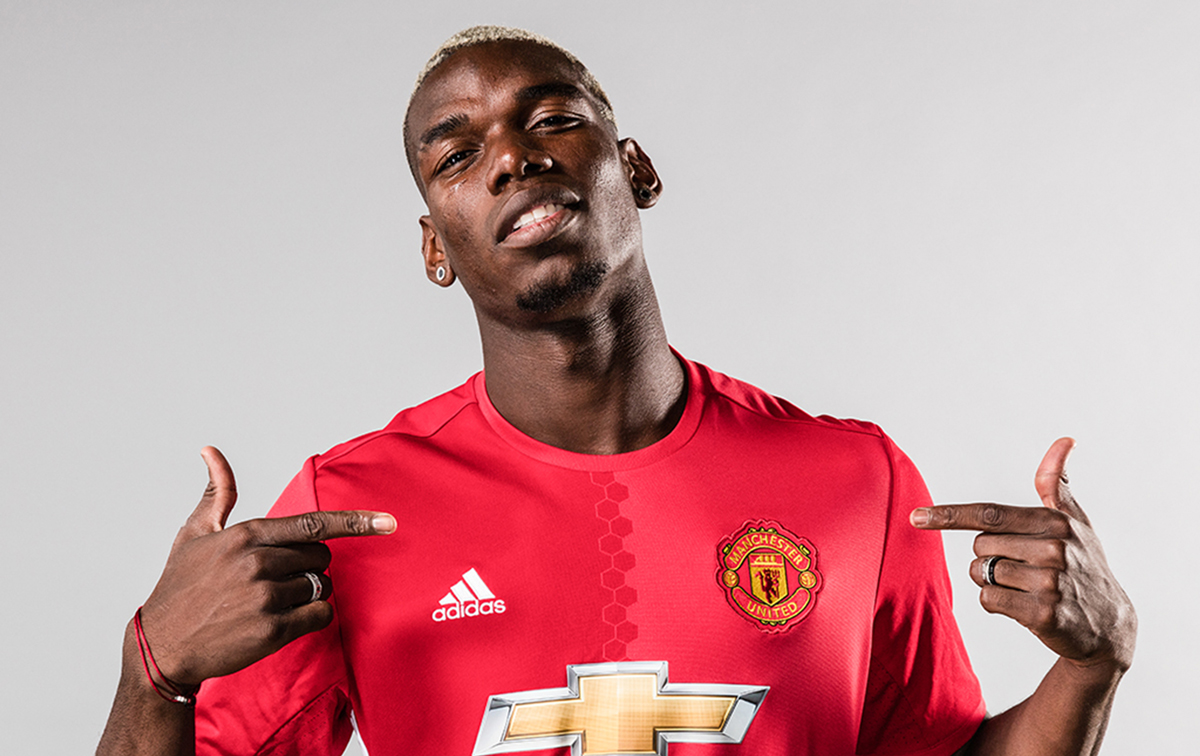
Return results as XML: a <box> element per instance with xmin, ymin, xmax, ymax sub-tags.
<box><xmin>1</xmin><ymin>1</ymin><xmax>1195</xmax><ymax>753</ymax></box>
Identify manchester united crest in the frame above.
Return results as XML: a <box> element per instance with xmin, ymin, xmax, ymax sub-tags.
<box><xmin>716</xmin><ymin>520</ymin><xmax>822</xmax><ymax>633</ymax></box>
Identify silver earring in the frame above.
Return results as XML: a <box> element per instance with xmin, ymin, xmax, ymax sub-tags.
<box><xmin>637</xmin><ymin>187</ymin><xmax>652</xmax><ymax>202</ymax></box>
<box><xmin>436</xmin><ymin>266</ymin><xmax>447</xmax><ymax>282</ymax></box>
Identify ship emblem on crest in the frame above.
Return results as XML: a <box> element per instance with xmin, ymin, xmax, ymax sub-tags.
<box><xmin>716</xmin><ymin>520</ymin><xmax>822</xmax><ymax>633</ymax></box>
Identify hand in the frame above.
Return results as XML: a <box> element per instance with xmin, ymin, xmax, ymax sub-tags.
<box><xmin>911</xmin><ymin>438</ymin><xmax>1136</xmax><ymax>672</ymax></box>
<box><xmin>137</xmin><ymin>447</ymin><xmax>396</xmax><ymax>687</ymax></box>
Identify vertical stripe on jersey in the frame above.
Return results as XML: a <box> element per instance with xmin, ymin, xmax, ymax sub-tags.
<box><xmin>591</xmin><ymin>471</ymin><xmax>639</xmax><ymax>661</ymax></box>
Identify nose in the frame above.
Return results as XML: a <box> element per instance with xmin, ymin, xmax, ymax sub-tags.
<box><xmin>486</xmin><ymin>131</ymin><xmax>552</xmax><ymax>195</ymax></box>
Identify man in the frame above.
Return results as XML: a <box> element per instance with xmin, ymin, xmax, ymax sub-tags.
<box><xmin>98</xmin><ymin>26</ymin><xmax>1135</xmax><ymax>756</ymax></box>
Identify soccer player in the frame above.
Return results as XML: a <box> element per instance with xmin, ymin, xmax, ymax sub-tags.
<box><xmin>98</xmin><ymin>26</ymin><xmax>1136</xmax><ymax>756</ymax></box>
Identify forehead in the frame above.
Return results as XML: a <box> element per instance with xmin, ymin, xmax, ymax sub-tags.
<box><xmin>408</xmin><ymin>41</ymin><xmax>588</xmax><ymax>132</ymax></box>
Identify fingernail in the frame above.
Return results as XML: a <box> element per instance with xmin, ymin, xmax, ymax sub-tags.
<box><xmin>372</xmin><ymin>514</ymin><xmax>397</xmax><ymax>533</ymax></box>
<box><xmin>910</xmin><ymin>508</ymin><xmax>931</xmax><ymax>527</ymax></box>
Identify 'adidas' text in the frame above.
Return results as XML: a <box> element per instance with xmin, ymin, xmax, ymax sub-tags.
<box><xmin>432</xmin><ymin>568</ymin><xmax>507</xmax><ymax>623</ymax></box>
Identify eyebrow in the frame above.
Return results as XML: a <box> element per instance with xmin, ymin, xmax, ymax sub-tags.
<box><xmin>419</xmin><ymin>113</ymin><xmax>469</xmax><ymax>149</ymax></box>
<box><xmin>515</xmin><ymin>82</ymin><xmax>586</xmax><ymax>103</ymax></box>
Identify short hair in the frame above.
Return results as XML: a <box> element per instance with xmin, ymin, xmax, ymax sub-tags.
<box><xmin>404</xmin><ymin>25</ymin><xmax>617</xmax><ymax>181</ymax></box>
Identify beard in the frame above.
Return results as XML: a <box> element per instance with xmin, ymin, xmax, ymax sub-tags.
<box><xmin>515</xmin><ymin>260</ymin><xmax>609</xmax><ymax>313</ymax></box>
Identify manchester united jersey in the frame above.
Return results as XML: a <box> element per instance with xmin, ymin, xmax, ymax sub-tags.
<box><xmin>196</xmin><ymin>356</ymin><xmax>985</xmax><ymax>756</ymax></box>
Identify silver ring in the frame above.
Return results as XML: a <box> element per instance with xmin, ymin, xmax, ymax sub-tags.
<box><xmin>981</xmin><ymin>555</ymin><xmax>1003</xmax><ymax>586</ymax></box>
<box><xmin>303</xmin><ymin>571</ymin><xmax>323</xmax><ymax>603</ymax></box>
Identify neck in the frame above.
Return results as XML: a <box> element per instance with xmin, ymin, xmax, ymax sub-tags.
<box><xmin>476</xmin><ymin>270</ymin><xmax>685</xmax><ymax>455</ymax></box>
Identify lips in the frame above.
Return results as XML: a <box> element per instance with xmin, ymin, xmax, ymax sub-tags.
<box><xmin>495</xmin><ymin>185</ymin><xmax>582</xmax><ymax>245</ymax></box>
<box><xmin>511</xmin><ymin>203</ymin><xmax>566</xmax><ymax>234</ymax></box>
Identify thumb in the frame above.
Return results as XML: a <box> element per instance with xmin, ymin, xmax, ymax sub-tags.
<box><xmin>1034</xmin><ymin>436</ymin><xmax>1090</xmax><ymax>525</ymax></box>
<box><xmin>180</xmin><ymin>446</ymin><xmax>239</xmax><ymax>539</ymax></box>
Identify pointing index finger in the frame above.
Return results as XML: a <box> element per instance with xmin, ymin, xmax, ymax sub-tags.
<box><xmin>910</xmin><ymin>503</ymin><xmax>1069</xmax><ymax>536</ymax></box>
<box><xmin>247</xmin><ymin>510</ymin><xmax>397</xmax><ymax>545</ymax></box>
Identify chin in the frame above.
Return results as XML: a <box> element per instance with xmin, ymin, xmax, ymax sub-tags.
<box><xmin>515</xmin><ymin>260</ymin><xmax>609</xmax><ymax>314</ymax></box>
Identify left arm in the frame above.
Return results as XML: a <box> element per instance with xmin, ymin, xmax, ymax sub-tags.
<box><xmin>912</xmin><ymin>438</ymin><xmax>1137</xmax><ymax>756</ymax></box>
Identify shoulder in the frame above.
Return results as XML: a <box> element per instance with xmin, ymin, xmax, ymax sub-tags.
<box><xmin>311</xmin><ymin>373</ymin><xmax>483</xmax><ymax>471</ymax></box>
<box><xmin>688</xmin><ymin>357</ymin><xmax>886</xmax><ymax>440</ymax></box>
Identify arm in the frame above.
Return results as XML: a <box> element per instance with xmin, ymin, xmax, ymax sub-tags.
<box><xmin>915</xmin><ymin>438</ymin><xmax>1137</xmax><ymax>756</ymax></box>
<box><xmin>97</xmin><ymin>448</ymin><xmax>396</xmax><ymax>756</ymax></box>
<box><xmin>959</xmin><ymin>658</ymin><xmax>1124</xmax><ymax>756</ymax></box>
<box><xmin>98</xmin><ymin>622</ymin><xmax>197</xmax><ymax>756</ymax></box>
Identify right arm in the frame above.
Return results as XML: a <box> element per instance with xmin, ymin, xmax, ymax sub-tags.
<box><xmin>97</xmin><ymin>447</ymin><xmax>395</xmax><ymax>756</ymax></box>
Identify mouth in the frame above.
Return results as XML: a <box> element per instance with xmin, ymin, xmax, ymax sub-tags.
<box><xmin>511</xmin><ymin>203</ymin><xmax>566</xmax><ymax>234</ymax></box>
<box><xmin>496</xmin><ymin>186</ymin><xmax>582</xmax><ymax>246</ymax></box>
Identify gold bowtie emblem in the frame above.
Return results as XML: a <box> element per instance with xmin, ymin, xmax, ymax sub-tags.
<box><xmin>473</xmin><ymin>662</ymin><xmax>768</xmax><ymax>756</ymax></box>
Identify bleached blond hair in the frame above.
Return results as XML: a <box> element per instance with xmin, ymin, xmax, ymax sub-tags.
<box><xmin>404</xmin><ymin>25</ymin><xmax>617</xmax><ymax>174</ymax></box>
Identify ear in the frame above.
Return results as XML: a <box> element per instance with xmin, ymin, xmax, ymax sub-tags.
<box><xmin>419</xmin><ymin>215</ymin><xmax>455</xmax><ymax>287</ymax></box>
<box><xmin>620</xmin><ymin>138</ymin><xmax>663</xmax><ymax>208</ymax></box>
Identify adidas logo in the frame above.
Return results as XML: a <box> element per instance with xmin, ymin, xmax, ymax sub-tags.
<box><xmin>431</xmin><ymin>568</ymin><xmax>507</xmax><ymax>623</ymax></box>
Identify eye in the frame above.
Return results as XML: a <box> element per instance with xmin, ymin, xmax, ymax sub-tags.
<box><xmin>532</xmin><ymin>114</ymin><xmax>580</xmax><ymax>130</ymax></box>
<box><xmin>436</xmin><ymin>149</ymin><xmax>475</xmax><ymax>175</ymax></box>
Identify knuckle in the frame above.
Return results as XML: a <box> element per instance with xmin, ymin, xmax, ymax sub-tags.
<box><xmin>1032</xmin><ymin>602</ymin><xmax>1058</xmax><ymax>630</ymax></box>
<box><xmin>287</xmin><ymin>602</ymin><xmax>333</xmax><ymax>638</ymax></box>
<box><xmin>262</xmin><ymin>615</ymin><xmax>290</xmax><ymax>646</ymax></box>
<box><xmin>972</xmin><ymin>533</ymin><xmax>989</xmax><ymax>556</ymax></box>
<box><xmin>933</xmin><ymin>506</ymin><xmax>958</xmax><ymax>527</ymax></box>
<box><xmin>1042</xmin><ymin>509</ymin><xmax>1070</xmax><ymax>537</ymax></box>
<box><xmin>1043</xmin><ymin>539</ymin><xmax>1068</xmax><ymax>568</ymax></box>
<box><xmin>979</xmin><ymin>586</ymin><xmax>1003</xmax><ymax>614</ymax></box>
<box><xmin>248</xmin><ymin>580</ymin><xmax>275</xmax><ymax>611</ymax></box>
<box><xmin>297</xmin><ymin>512</ymin><xmax>328</xmax><ymax>541</ymax></box>
<box><xmin>310</xmin><ymin>601</ymin><xmax>335</xmax><ymax>629</ymax></box>
<box><xmin>243</xmin><ymin>550</ymin><xmax>270</xmax><ymax>579</ymax></box>
<box><xmin>340</xmin><ymin>512</ymin><xmax>370</xmax><ymax>536</ymax></box>
<box><xmin>313</xmin><ymin>543</ymin><xmax>333</xmax><ymax>570</ymax></box>
<box><xmin>227</xmin><ymin>524</ymin><xmax>255</xmax><ymax>549</ymax></box>
<box><xmin>980</xmin><ymin>504</ymin><xmax>1006</xmax><ymax>528</ymax></box>
<box><xmin>1036</xmin><ymin>569</ymin><xmax>1060</xmax><ymax>594</ymax></box>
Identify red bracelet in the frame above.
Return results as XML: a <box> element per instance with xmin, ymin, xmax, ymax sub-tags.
<box><xmin>133</xmin><ymin>607</ymin><xmax>199</xmax><ymax>706</ymax></box>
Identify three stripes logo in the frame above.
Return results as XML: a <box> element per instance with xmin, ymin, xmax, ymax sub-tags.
<box><xmin>431</xmin><ymin>568</ymin><xmax>507</xmax><ymax>623</ymax></box>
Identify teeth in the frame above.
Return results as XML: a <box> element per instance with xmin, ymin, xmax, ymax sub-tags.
<box><xmin>512</xmin><ymin>203</ymin><xmax>564</xmax><ymax>232</ymax></box>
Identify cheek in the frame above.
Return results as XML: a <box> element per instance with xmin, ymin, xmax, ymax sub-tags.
<box><xmin>436</xmin><ymin>191</ymin><xmax>482</xmax><ymax>256</ymax></box>
<box><xmin>434</xmin><ymin>200</ymin><xmax>502</xmax><ymax>295</ymax></box>
<box><xmin>590</xmin><ymin>152</ymin><xmax>641</xmax><ymax>233</ymax></box>
<box><xmin>590</xmin><ymin>144</ymin><xmax>627</xmax><ymax>187</ymax></box>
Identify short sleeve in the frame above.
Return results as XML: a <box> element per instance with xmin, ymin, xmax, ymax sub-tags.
<box><xmin>856</xmin><ymin>436</ymin><xmax>986</xmax><ymax>756</ymax></box>
<box><xmin>195</xmin><ymin>457</ymin><xmax>354</xmax><ymax>756</ymax></box>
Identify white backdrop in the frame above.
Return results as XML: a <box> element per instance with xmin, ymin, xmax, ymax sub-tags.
<box><xmin>1</xmin><ymin>1</ymin><xmax>1195</xmax><ymax>753</ymax></box>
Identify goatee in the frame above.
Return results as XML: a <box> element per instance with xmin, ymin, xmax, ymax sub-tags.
<box><xmin>516</xmin><ymin>261</ymin><xmax>609</xmax><ymax>313</ymax></box>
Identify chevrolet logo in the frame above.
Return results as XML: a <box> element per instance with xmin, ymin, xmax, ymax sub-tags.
<box><xmin>473</xmin><ymin>661</ymin><xmax>768</xmax><ymax>756</ymax></box>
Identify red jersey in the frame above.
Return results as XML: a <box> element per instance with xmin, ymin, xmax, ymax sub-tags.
<box><xmin>196</xmin><ymin>357</ymin><xmax>985</xmax><ymax>755</ymax></box>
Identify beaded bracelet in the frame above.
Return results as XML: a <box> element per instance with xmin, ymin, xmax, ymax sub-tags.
<box><xmin>133</xmin><ymin>607</ymin><xmax>199</xmax><ymax>706</ymax></box>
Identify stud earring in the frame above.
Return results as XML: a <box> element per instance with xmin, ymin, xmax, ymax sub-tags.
<box><xmin>637</xmin><ymin>187</ymin><xmax>652</xmax><ymax>202</ymax></box>
<box><xmin>436</xmin><ymin>266</ymin><xmax>447</xmax><ymax>282</ymax></box>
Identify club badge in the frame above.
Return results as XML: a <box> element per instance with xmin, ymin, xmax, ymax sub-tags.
<box><xmin>716</xmin><ymin>520</ymin><xmax>822</xmax><ymax>633</ymax></box>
